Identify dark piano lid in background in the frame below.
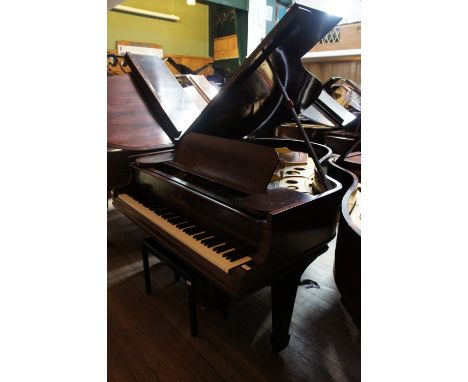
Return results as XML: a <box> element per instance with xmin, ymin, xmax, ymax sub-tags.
<box><xmin>184</xmin><ymin>4</ymin><xmax>341</xmax><ymax>139</ymax></box>
<box><xmin>126</xmin><ymin>53</ymin><xmax>200</xmax><ymax>141</ymax></box>
<box><xmin>107</xmin><ymin>74</ymin><xmax>173</xmax><ymax>150</ymax></box>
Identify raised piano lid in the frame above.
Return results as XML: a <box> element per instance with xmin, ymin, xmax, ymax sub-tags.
<box><xmin>185</xmin><ymin>4</ymin><xmax>341</xmax><ymax>138</ymax></box>
<box><xmin>107</xmin><ymin>74</ymin><xmax>173</xmax><ymax>150</ymax></box>
<box><xmin>107</xmin><ymin>52</ymin><xmax>200</xmax><ymax>150</ymax></box>
<box><xmin>108</xmin><ymin>4</ymin><xmax>340</xmax><ymax>150</ymax></box>
<box><xmin>126</xmin><ymin>53</ymin><xmax>200</xmax><ymax>139</ymax></box>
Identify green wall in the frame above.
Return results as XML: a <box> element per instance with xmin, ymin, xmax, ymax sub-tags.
<box><xmin>107</xmin><ymin>0</ymin><xmax>209</xmax><ymax>56</ymax></box>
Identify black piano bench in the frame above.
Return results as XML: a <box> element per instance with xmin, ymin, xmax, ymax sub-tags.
<box><xmin>141</xmin><ymin>237</ymin><xmax>198</xmax><ymax>337</ymax></box>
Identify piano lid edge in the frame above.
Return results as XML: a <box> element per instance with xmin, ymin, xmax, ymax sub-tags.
<box><xmin>183</xmin><ymin>4</ymin><xmax>342</xmax><ymax>140</ymax></box>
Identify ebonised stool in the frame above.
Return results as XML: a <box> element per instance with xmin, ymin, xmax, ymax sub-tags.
<box><xmin>141</xmin><ymin>237</ymin><xmax>198</xmax><ymax>337</ymax></box>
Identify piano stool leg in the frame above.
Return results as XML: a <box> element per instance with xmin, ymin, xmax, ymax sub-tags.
<box><xmin>270</xmin><ymin>268</ymin><xmax>304</xmax><ymax>352</ymax></box>
<box><xmin>187</xmin><ymin>280</ymin><xmax>198</xmax><ymax>337</ymax></box>
<box><xmin>141</xmin><ymin>242</ymin><xmax>152</xmax><ymax>295</ymax></box>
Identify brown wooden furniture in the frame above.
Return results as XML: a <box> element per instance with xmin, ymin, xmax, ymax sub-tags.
<box><xmin>302</xmin><ymin>56</ymin><xmax>361</xmax><ymax>85</ymax></box>
<box><xmin>109</xmin><ymin>4</ymin><xmax>345</xmax><ymax>351</ymax></box>
<box><xmin>116</xmin><ymin>40</ymin><xmax>163</xmax><ymax>55</ymax></box>
<box><xmin>213</xmin><ymin>34</ymin><xmax>239</xmax><ymax>60</ymax></box>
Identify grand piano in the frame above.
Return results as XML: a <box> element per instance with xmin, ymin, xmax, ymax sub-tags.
<box><xmin>109</xmin><ymin>4</ymin><xmax>347</xmax><ymax>351</ymax></box>
<box><xmin>328</xmin><ymin>139</ymin><xmax>361</xmax><ymax>327</ymax></box>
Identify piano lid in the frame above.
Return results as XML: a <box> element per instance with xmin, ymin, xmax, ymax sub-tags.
<box><xmin>185</xmin><ymin>4</ymin><xmax>341</xmax><ymax>139</ymax></box>
<box><xmin>107</xmin><ymin>4</ymin><xmax>340</xmax><ymax>150</ymax></box>
<box><xmin>107</xmin><ymin>74</ymin><xmax>173</xmax><ymax>150</ymax></box>
<box><xmin>126</xmin><ymin>52</ymin><xmax>200</xmax><ymax>141</ymax></box>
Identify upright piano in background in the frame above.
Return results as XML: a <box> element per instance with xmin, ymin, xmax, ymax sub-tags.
<box><xmin>108</xmin><ymin>4</ymin><xmax>353</xmax><ymax>351</ymax></box>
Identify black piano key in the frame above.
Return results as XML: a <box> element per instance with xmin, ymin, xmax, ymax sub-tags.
<box><xmin>193</xmin><ymin>232</ymin><xmax>213</xmax><ymax>240</ymax></box>
<box><xmin>145</xmin><ymin>203</ymin><xmax>160</xmax><ymax>210</ymax></box>
<box><xmin>149</xmin><ymin>207</ymin><xmax>166</xmax><ymax>214</ymax></box>
<box><xmin>201</xmin><ymin>236</ymin><xmax>226</xmax><ymax>248</ymax></box>
<box><xmin>233</xmin><ymin>247</ymin><xmax>254</xmax><ymax>261</ymax></box>
<box><xmin>221</xmin><ymin>247</ymin><xmax>239</xmax><ymax>258</ymax></box>
<box><xmin>215</xmin><ymin>243</ymin><xmax>235</xmax><ymax>253</ymax></box>
<box><xmin>226</xmin><ymin>250</ymin><xmax>248</xmax><ymax>261</ymax></box>
<box><xmin>184</xmin><ymin>226</ymin><xmax>204</xmax><ymax>235</ymax></box>
<box><xmin>212</xmin><ymin>242</ymin><xmax>228</xmax><ymax>251</ymax></box>
<box><xmin>160</xmin><ymin>212</ymin><xmax>176</xmax><ymax>218</ymax></box>
<box><xmin>223</xmin><ymin>245</ymin><xmax>247</xmax><ymax>260</ymax></box>
<box><xmin>167</xmin><ymin>216</ymin><xmax>186</xmax><ymax>224</ymax></box>
<box><xmin>177</xmin><ymin>222</ymin><xmax>194</xmax><ymax>229</ymax></box>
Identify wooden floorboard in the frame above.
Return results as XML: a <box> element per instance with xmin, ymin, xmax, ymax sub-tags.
<box><xmin>108</xmin><ymin>203</ymin><xmax>361</xmax><ymax>381</ymax></box>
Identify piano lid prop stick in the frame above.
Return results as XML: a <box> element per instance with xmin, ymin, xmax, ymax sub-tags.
<box><xmin>266</xmin><ymin>57</ymin><xmax>331</xmax><ymax>191</ymax></box>
<box><xmin>337</xmin><ymin>137</ymin><xmax>361</xmax><ymax>165</ymax></box>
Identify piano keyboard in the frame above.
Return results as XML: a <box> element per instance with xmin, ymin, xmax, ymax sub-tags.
<box><xmin>118</xmin><ymin>193</ymin><xmax>254</xmax><ymax>273</ymax></box>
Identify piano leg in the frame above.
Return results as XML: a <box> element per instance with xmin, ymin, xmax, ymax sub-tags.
<box><xmin>270</xmin><ymin>267</ymin><xmax>304</xmax><ymax>352</ymax></box>
<box><xmin>141</xmin><ymin>242</ymin><xmax>152</xmax><ymax>295</ymax></box>
<box><xmin>187</xmin><ymin>280</ymin><xmax>198</xmax><ymax>337</ymax></box>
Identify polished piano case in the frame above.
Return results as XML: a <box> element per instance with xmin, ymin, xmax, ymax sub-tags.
<box><xmin>108</xmin><ymin>4</ymin><xmax>345</xmax><ymax>351</ymax></box>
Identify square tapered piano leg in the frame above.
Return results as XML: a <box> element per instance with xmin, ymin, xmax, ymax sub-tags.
<box><xmin>187</xmin><ymin>280</ymin><xmax>198</xmax><ymax>337</ymax></box>
<box><xmin>269</xmin><ymin>245</ymin><xmax>328</xmax><ymax>352</ymax></box>
<box><xmin>270</xmin><ymin>268</ymin><xmax>303</xmax><ymax>352</ymax></box>
<box><xmin>141</xmin><ymin>241</ymin><xmax>152</xmax><ymax>295</ymax></box>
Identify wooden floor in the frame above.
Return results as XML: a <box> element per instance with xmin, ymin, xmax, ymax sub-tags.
<box><xmin>108</xmin><ymin>202</ymin><xmax>361</xmax><ymax>382</ymax></box>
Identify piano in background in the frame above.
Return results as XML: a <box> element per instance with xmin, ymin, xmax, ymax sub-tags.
<box><xmin>257</xmin><ymin>74</ymin><xmax>360</xmax><ymax>157</ymax></box>
<box><xmin>108</xmin><ymin>4</ymin><xmax>348</xmax><ymax>351</ymax></box>
<box><xmin>323</xmin><ymin>77</ymin><xmax>361</xmax><ymax>154</ymax></box>
<box><xmin>108</xmin><ymin>61</ymin><xmax>219</xmax><ymax>194</ymax></box>
<box><xmin>328</xmin><ymin>138</ymin><xmax>361</xmax><ymax>327</ymax></box>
